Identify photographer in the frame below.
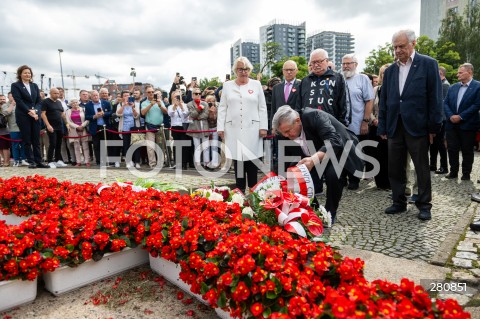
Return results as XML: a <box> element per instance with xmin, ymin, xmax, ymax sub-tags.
<box><xmin>169</xmin><ymin>73</ymin><xmax>187</xmax><ymax>103</ymax></box>
<box><xmin>140</xmin><ymin>85</ymin><xmax>167</xmax><ymax>168</ymax></box>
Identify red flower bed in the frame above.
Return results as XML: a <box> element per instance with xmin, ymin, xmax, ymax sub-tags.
<box><xmin>0</xmin><ymin>176</ymin><xmax>470</xmax><ymax>318</ymax></box>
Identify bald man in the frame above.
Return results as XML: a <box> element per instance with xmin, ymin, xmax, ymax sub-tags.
<box><xmin>41</xmin><ymin>88</ymin><xmax>68</xmax><ymax>168</ymax></box>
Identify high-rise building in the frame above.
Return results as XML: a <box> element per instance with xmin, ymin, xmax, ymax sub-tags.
<box><xmin>230</xmin><ymin>39</ymin><xmax>260</xmax><ymax>72</ymax></box>
<box><xmin>259</xmin><ymin>20</ymin><xmax>306</xmax><ymax>72</ymax></box>
<box><xmin>306</xmin><ymin>31</ymin><xmax>355</xmax><ymax>71</ymax></box>
<box><xmin>420</xmin><ymin>0</ymin><xmax>473</xmax><ymax>40</ymax></box>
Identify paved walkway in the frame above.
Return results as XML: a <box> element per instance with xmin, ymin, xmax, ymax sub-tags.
<box><xmin>1</xmin><ymin>156</ymin><xmax>479</xmax><ymax>316</ymax></box>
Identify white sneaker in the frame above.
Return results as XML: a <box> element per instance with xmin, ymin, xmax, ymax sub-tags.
<box><xmin>48</xmin><ymin>162</ymin><xmax>57</xmax><ymax>169</ymax></box>
<box><xmin>115</xmin><ymin>162</ymin><xmax>120</xmax><ymax>168</ymax></box>
<box><xmin>12</xmin><ymin>161</ymin><xmax>19</xmax><ymax>167</ymax></box>
<box><xmin>126</xmin><ymin>161</ymin><xmax>134</xmax><ymax>168</ymax></box>
<box><xmin>21</xmin><ymin>160</ymin><xmax>30</xmax><ymax>166</ymax></box>
<box><xmin>135</xmin><ymin>163</ymin><xmax>141</xmax><ymax>169</ymax></box>
<box><xmin>56</xmin><ymin>160</ymin><xmax>68</xmax><ymax>168</ymax></box>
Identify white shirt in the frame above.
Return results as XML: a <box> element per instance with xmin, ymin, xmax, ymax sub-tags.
<box><xmin>457</xmin><ymin>79</ymin><xmax>472</xmax><ymax>111</ymax></box>
<box><xmin>167</xmin><ymin>104</ymin><xmax>188</xmax><ymax>126</ymax></box>
<box><xmin>23</xmin><ymin>82</ymin><xmax>31</xmax><ymax>95</ymax></box>
<box><xmin>397</xmin><ymin>51</ymin><xmax>415</xmax><ymax>95</ymax></box>
<box><xmin>293</xmin><ymin>129</ymin><xmax>311</xmax><ymax>156</ymax></box>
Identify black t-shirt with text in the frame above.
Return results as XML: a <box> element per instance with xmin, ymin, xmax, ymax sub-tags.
<box><xmin>41</xmin><ymin>98</ymin><xmax>64</xmax><ymax>130</ymax></box>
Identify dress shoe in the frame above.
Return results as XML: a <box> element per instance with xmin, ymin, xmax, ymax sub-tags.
<box><xmin>445</xmin><ymin>173</ymin><xmax>458</xmax><ymax>179</ymax></box>
<box><xmin>471</xmin><ymin>193</ymin><xmax>480</xmax><ymax>203</ymax></box>
<box><xmin>347</xmin><ymin>183</ymin><xmax>359</xmax><ymax>190</ymax></box>
<box><xmin>435</xmin><ymin>167</ymin><xmax>448</xmax><ymax>174</ymax></box>
<box><xmin>461</xmin><ymin>174</ymin><xmax>470</xmax><ymax>181</ymax></box>
<box><xmin>385</xmin><ymin>205</ymin><xmax>407</xmax><ymax>214</ymax></box>
<box><xmin>28</xmin><ymin>163</ymin><xmax>37</xmax><ymax>169</ymax></box>
<box><xmin>408</xmin><ymin>194</ymin><xmax>419</xmax><ymax>204</ymax></box>
<box><xmin>36</xmin><ymin>162</ymin><xmax>49</xmax><ymax>168</ymax></box>
<box><xmin>470</xmin><ymin>220</ymin><xmax>480</xmax><ymax>231</ymax></box>
<box><xmin>418</xmin><ymin>209</ymin><xmax>432</xmax><ymax>221</ymax></box>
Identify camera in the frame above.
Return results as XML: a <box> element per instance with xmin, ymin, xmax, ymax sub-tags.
<box><xmin>97</xmin><ymin>107</ymin><xmax>102</xmax><ymax>112</ymax></box>
<box><xmin>176</xmin><ymin>96</ymin><xmax>181</xmax><ymax>101</ymax></box>
<box><xmin>226</xmin><ymin>74</ymin><xmax>230</xmax><ymax>80</ymax></box>
<box><xmin>153</xmin><ymin>93</ymin><xmax>158</xmax><ymax>100</ymax></box>
<box><xmin>192</xmin><ymin>77</ymin><xmax>197</xmax><ymax>82</ymax></box>
<box><xmin>128</xmin><ymin>96</ymin><xmax>134</xmax><ymax>103</ymax></box>
<box><xmin>178</xmin><ymin>76</ymin><xmax>184</xmax><ymax>84</ymax></box>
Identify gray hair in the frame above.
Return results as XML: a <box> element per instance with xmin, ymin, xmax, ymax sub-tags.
<box><xmin>392</xmin><ymin>29</ymin><xmax>416</xmax><ymax>44</ymax></box>
<box><xmin>232</xmin><ymin>56</ymin><xmax>253</xmax><ymax>77</ymax></box>
<box><xmin>438</xmin><ymin>66</ymin><xmax>447</xmax><ymax>76</ymax></box>
<box><xmin>272</xmin><ymin>105</ymin><xmax>299</xmax><ymax>133</ymax></box>
<box><xmin>342</xmin><ymin>53</ymin><xmax>358</xmax><ymax>63</ymax></box>
<box><xmin>68</xmin><ymin>98</ymin><xmax>79</xmax><ymax>106</ymax></box>
<box><xmin>309</xmin><ymin>49</ymin><xmax>329</xmax><ymax>64</ymax></box>
<box><xmin>460</xmin><ymin>63</ymin><xmax>474</xmax><ymax>73</ymax></box>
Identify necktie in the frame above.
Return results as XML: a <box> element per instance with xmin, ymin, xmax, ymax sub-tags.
<box><xmin>284</xmin><ymin>82</ymin><xmax>291</xmax><ymax>102</ymax></box>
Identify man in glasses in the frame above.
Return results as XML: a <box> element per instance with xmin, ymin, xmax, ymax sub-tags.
<box><xmin>295</xmin><ymin>48</ymin><xmax>348</xmax><ymax>126</ymax></box>
<box><xmin>140</xmin><ymin>85</ymin><xmax>168</xmax><ymax>169</ymax></box>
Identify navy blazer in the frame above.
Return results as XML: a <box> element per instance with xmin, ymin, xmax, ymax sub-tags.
<box><xmin>444</xmin><ymin>80</ymin><xmax>480</xmax><ymax>131</ymax></box>
<box><xmin>84</xmin><ymin>100</ymin><xmax>112</xmax><ymax>136</ymax></box>
<box><xmin>378</xmin><ymin>52</ymin><xmax>443</xmax><ymax>138</ymax></box>
<box><xmin>11</xmin><ymin>81</ymin><xmax>41</xmax><ymax>117</ymax></box>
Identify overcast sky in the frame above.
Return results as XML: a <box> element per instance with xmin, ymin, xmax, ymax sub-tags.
<box><xmin>0</xmin><ymin>0</ymin><xmax>420</xmax><ymax>98</ymax></box>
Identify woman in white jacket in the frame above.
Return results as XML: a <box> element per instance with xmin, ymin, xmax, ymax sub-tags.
<box><xmin>217</xmin><ymin>57</ymin><xmax>268</xmax><ymax>192</ymax></box>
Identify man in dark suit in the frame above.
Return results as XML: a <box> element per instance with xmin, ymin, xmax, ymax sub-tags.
<box><xmin>272</xmin><ymin>106</ymin><xmax>364</xmax><ymax>222</ymax></box>
<box><xmin>271</xmin><ymin>60</ymin><xmax>301</xmax><ymax>174</ymax></box>
<box><xmin>378</xmin><ymin>29</ymin><xmax>443</xmax><ymax>221</ymax></box>
<box><xmin>84</xmin><ymin>90</ymin><xmax>112</xmax><ymax>166</ymax></box>
<box><xmin>444</xmin><ymin>63</ymin><xmax>480</xmax><ymax>180</ymax></box>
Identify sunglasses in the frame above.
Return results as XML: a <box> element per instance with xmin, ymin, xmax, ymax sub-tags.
<box><xmin>193</xmin><ymin>92</ymin><xmax>201</xmax><ymax>95</ymax></box>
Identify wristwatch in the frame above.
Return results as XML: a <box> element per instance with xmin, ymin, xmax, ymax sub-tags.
<box><xmin>362</xmin><ymin>118</ymin><xmax>369</xmax><ymax>123</ymax></box>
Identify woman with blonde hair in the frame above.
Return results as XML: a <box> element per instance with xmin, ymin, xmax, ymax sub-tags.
<box><xmin>65</xmin><ymin>99</ymin><xmax>90</xmax><ymax>166</ymax></box>
<box><xmin>217</xmin><ymin>56</ymin><xmax>268</xmax><ymax>192</ymax></box>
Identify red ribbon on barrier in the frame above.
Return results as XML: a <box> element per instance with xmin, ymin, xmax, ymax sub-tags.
<box><xmin>105</xmin><ymin>128</ymin><xmax>159</xmax><ymax>135</ymax></box>
<box><xmin>168</xmin><ymin>127</ymin><xmax>217</xmax><ymax>133</ymax></box>
<box><xmin>0</xmin><ymin>135</ymin><xmax>22</xmax><ymax>142</ymax></box>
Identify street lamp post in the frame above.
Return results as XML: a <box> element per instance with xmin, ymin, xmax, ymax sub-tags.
<box><xmin>58</xmin><ymin>49</ymin><xmax>65</xmax><ymax>89</ymax></box>
<box><xmin>40</xmin><ymin>74</ymin><xmax>45</xmax><ymax>90</ymax></box>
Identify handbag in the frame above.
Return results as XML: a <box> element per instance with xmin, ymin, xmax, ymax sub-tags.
<box><xmin>130</xmin><ymin>126</ymin><xmax>146</xmax><ymax>145</ymax></box>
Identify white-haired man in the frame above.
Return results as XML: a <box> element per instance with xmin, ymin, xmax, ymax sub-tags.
<box><xmin>295</xmin><ymin>48</ymin><xmax>348</xmax><ymax>126</ymax></box>
<box><xmin>342</xmin><ymin>53</ymin><xmax>374</xmax><ymax>190</ymax></box>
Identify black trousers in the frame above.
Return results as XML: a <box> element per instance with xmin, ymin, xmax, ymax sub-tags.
<box><xmin>310</xmin><ymin>162</ymin><xmax>345</xmax><ymax>216</ymax></box>
<box><xmin>171</xmin><ymin>126</ymin><xmax>189</xmax><ymax>166</ymax></box>
<box><xmin>429</xmin><ymin>120</ymin><xmax>448</xmax><ymax>169</ymax></box>
<box><xmin>233</xmin><ymin>160</ymin><xmax>259</xmax><ymax>192</ymax></box>
<box><xmin>346</xmin><ymin>134</ymin><xmax>369</xmax><ymax>186</ymax></box>
<box><xmin>446</xmin><ymin>127</ymin><xmax>476</xmax><ymax>175</ymax></box>
<box><xmin>46</xmin><ymin>130</ymin><xmax>64</xmax><ymax>162</ymax></box>
<box><xmin>388</xmin><ymin>120</ymin><xmax>432</xmax><ymax>210</ymax></box>
<box><xmin>92</xmin><ymin>129</ymin><xmax>107</xmax><ymax>165</ymax></box>
<box><xmin>16</xmin><ymin>114</ymin><xmax>42</xmax><ymax>164</ymax></box>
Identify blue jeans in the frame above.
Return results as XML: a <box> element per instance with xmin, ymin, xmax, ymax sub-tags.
<box><xmin>9</xmin><ymin>131</ymin><xmax>25</xmax><ymax>161</ymax></box>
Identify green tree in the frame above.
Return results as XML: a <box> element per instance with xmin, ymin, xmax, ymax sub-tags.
<box><xmin>363</xmin><ymin>43</ymin><xmax>394</xmax><ymax>75</ymax></box>
<box><xmin>199</xmin><ymin>77</ymin><xmax>222</xmax><ymax>91</ymax></box>
<box><xmin>270</xmin><ymin>56</ymin><xmax>309</xmax><ymax>79</ymax></box>
<box><xmin>438</xmin><ymin>2</ymin><xmax>480</xmax><ymax>78</ymax></box>
<box><xmin>259</xmin><ymin>42</ymin><xmax>282</xmax><ymax>74</ymax></box>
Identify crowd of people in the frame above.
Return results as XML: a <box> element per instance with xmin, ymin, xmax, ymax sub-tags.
<box><xmin>1</xmin><ymin>28</ymin><xmax>480</xmax><ymax>229</ymax></box>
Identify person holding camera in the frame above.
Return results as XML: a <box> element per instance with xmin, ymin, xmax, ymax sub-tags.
<box><xmin>140</xmin><ymin>85</ymin><xmax>167</xmax><ymax>169</ymax></box>
<box><xmin>116</xmin><ymin>90</ymin><xmax>140</xmax><ymax>168</ymax></box>
<box><xmin>84</xmin><ymin>90</ymin><xmax>112</xmax><ymax>166</ymax></box>
<box><xmin>187</xmin><ymin>89</ymin><xmax>210</xmax><ymax>169</ymax></box>
<box><xmin>65</xmin><ymin>99</ymin><xmax>90</xmax><ymax>167</ymax></box>
<box><xmin>168</xmin><ymin>90</ymin><xmax>189</xmax><ymax>169</ymax></box>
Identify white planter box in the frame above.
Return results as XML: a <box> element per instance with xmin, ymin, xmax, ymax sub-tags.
<box><xmin>43</xmin><ymin>246</ymin><xmax>149</xmax><ymax>296</ymax></box>
<box><xmin>149</xmin><ymin>256</ymin><xmax>233</xmax><ymax>319</ymax></box>
<box><xmin>0</xmin><ymin>278</ymin><xmax>37</xmax><ymax>312</ymax></box>
<box><xmin>0</xmin><ymin>213</ymin><xmax>29</xmax><ymax>225</ymax></box>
